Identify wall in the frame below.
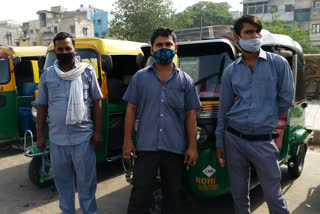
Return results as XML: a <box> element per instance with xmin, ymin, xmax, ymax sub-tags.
<box><xmin>304</xmin><ymin>54</ymin><xmax>320</xmax><ymax>100</ymax></box>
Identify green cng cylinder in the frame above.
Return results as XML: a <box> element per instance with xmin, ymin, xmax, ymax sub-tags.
<box><xmin>182</xmin><ymin>147</ymin><xmax>231</xmax><ymax>198</ymax></box>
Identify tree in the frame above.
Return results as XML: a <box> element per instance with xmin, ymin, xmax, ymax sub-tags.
<box><xmin>109</xmin><ymin>0</ymin><xmax>174</xmax><ymax>42</ymax></box>
<box><xmin>262</xmin><ymin>17</ymin><xmax>320</xmax><ymax>54</ymax></box>
<box><xmin>174</xmin><ymin>1</ymin><xmax>233</xmax><ymax>29</ymax></box>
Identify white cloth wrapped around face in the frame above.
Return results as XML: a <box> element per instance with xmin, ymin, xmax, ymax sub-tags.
<box><xmin>54</xmin><ymin>60</ymin><xmax>89</xmax><ymax>125</ymax></box>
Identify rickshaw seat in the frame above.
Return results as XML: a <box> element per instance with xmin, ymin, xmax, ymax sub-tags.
<box><xmin>23</xmin><ymin>82</ymin><xmax>37</xmax><ymax>96</ymax></box>
<box><xmin>274</xmin><ymin>112</ymin><xmax>288</xmax><ymax>151</ymax></box>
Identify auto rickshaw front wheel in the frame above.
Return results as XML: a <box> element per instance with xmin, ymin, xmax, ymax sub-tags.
<box><xmin>288</xmin><ymin>145</ymin><xmax>307</xmax><ymax>179</ymax></box>
<box><xmin>28</xmin><ymin>156</ymin><xmax>54</xmax><ymax>188</ymax></box>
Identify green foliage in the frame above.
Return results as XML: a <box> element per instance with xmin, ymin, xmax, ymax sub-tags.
<box><xmin>109</xmin><ymin>0</ymin><xmax>233</xmax><ymax>41</ymax></box>
<box><xmin>182</xmin><ymin>1</ymin><xmax>233</xmax><ymax>28</ymax></box>
<box><xmin>109</xmin><ymin>0</ymin><xmax>174</xmax><ymax>42</ymax></box>
<box><xmin>262</xmin><ymin>16</ymin><xmax>320</xmax><ymax>54</ymax></box>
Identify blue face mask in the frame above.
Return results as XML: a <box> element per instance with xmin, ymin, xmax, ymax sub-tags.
<box><xmin>239</xmin><ymin>37</ymin><xmax>262</xmax><ymax>53</ymax></box>
<box><xmin>153</xmin><ymin>48</ymin><xmax>176</xmax><ymax>65</ymax></box>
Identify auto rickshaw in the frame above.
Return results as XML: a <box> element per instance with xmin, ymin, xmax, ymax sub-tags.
<box><xmin>124</xmin><ymin>29</ymin><xmax>313</xmax><ymax>212</ymax></box>
<box><xmin>24</xmin><ymin>38</ymin><xmax>146</xmax><ymax>187</ymax></box>
<box><xmin>0</xmin><ymin>46</ymin><xmax>47</xmax><ymax>145</ymax></box>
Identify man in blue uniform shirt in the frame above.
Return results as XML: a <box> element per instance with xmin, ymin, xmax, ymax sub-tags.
<box><xmin>36</xmin><ymin>32</ymin><xmax>103</xmax><ymax>214</ymax></box>
<box><xmin>122</xmin><ymin>27</ymin><xmax>201</xmax><ymax>214</ymax></box>
<box><xmin>215</xmin><ymin>15</ymin><xmax>293</xmax><ymax>214</ymax></box>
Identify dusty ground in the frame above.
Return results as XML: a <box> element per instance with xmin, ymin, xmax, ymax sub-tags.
<box><xmin>0</xmin><ymin>145</ymin><xmax>320</xmax><ymax>214</ymax></box>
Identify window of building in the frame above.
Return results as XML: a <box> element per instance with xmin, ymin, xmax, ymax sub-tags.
<box><xmin>70</xmin><ymin>25</ymin><xmax>75</xmax><ymax>34</ymax></box>
<box><xmin>30</xmin><ymin>30</ymin><xmax>33</xmax><ymax>34</ymax></box>
<box><xmin>36</xmin><ymin>29</ymin><xmax>39</xmax><ymax>33</ymax></box>
<box><xmin>33</xmin><ymin>42</ymin><xmax>37</xmax><ymax>46</ymax></box>
<box><xmin>312</xmin><ymin>24</ymin><xmax>320</xmax><ymax>33</ymax></box>
<box><xmin>15</xmin><ymin>42</ymin><xmax>20</xmax><ymax>46</ymax></box>
<box><xmin>54</xmin><ymin>26</ymin><xmax>58</xmax><ymax>33</ymax></box>
<box><xmin>47</xmin><ymin>27</ymin><xmax>52</xmax><ymax>33</ymax></box>
<box><xmin>285</xmin><ymin>4</ymin><xmax>294</xmax><ymax>12</ymax></box>
<box><xmin>83</xmin><ymin>27</ymin><xmax>88</xmax><ymax>37</ymax></box>
<box><xmin>314</xmin><ymin>1</ymin><xmax>320</xmax><ymax>8</ymax></box>
<box><xmin>98</xmin><ymin>19</ymin><xmax>102</xmax><ymax>25</ymax></box>
<box><xmin>269</xmin><ymin>5</ymin><xmax>278</xmax><ymax>13</ymax></box>
<box><xmin>102</xmin><ymin>32</ymin><xmax>106</xmax><ymax>37</ymax></box>
<box><xmin>94</xmin><ymin>33</ymin><xmax>99</xmax><ymax>37</ymax></box>
<box><xmin>243</xmin><ymin>1</ymin><xmax>268</xmax><ymax>15</ymax></box>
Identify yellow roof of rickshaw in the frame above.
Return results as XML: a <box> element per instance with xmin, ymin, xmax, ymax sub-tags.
<box><xmin>48</xmin><ymin>37</ymin><xmax>146</xmax><ymax>55</ymax></box>
<box><xmin>0</xmin><ymin>46</ymin><xmax>47</xmax><ymax>57</ymax></box>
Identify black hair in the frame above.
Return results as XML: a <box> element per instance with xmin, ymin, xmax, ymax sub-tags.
<box><xmin>53</xmin><ymin>32</ymin><xmax>75</xmax><ymax>47</ymax></box>
<box><xmin>150</xmin><ymin>27</ymin><xmax>176</xmax><ymax>46</ymax></box>
<box><xmin>234</xmin><ymin>15</ymin><xmax>262</xmax><ymax>36</ymax></box>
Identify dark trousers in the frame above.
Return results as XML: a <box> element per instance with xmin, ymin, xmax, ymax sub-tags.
<box><xmin>127</xmin><ymin>151</ymin><xmax>185</xmax><ymax>214</ymax></box>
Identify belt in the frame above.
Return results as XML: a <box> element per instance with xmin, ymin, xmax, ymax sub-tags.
<box><xmin>226</xmin><ymin>126</ymin><xmax>279</xmax><ymax>141</ymax></box>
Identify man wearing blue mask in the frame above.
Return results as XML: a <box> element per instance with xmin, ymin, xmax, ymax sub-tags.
<box><xmin>122</xmin><ymin>27</ymin><xmax>201</xmax><ymax>214</ymax></box>
<box><xmin>215</xmin><ymin>15</ymin><xmax>293</xmax><ymax>213</ymax></box>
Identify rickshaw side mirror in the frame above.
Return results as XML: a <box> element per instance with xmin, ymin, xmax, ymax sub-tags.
<box><xmin>136</xmin><ymin>53</ymin><xmax>145</xmax><ymax>68</ymax></box>
<box><xmin>101</xmin><ymin>55</ymin><xmax>113</xmax><ymax>73</ymax></box>
<box><xmin>38</xmin><ymin>56</ymin><xmax>45</xmax><ymax>72</ymax></box>
<box><xmin>13</xmin><ymin>57</ymin><xmax>21</xmax><ymax>65</ymax></box>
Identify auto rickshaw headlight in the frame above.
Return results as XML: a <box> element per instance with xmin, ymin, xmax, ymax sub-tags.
<box><xmin>31</xmin><ymin>106</ymin><xmax>37</xmax><ymax>119</ymax></box>
<box><xmin>197</xmin><ymin>126</ymin><xmax>208</xmax><ymax>145</ymax></box>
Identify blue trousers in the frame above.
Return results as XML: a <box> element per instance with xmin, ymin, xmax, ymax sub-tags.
<box><xmin>50</xmin><ymin>142</ymin><xmax>98</xmax><ymax>214</ymax></box>
<box><xmin>225</xmin><ymin>130</ymin><xmax>290</xmax><ymax>214</ymax></box>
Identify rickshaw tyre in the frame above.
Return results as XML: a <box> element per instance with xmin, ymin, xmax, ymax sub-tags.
<box><xmin>288</xmin><ymin>145</ymin><xmax>306</xmax><ymax>179</ymax></box>
<box><xmin>28</xmin><ymin>157</ymin><xmax>53</xmax><ymax>188</ymax></box>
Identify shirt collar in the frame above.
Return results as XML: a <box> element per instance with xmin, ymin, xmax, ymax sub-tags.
<box><xmin>148</xmin><ymin>62</ymin><xmax>180</xmax><ymax>74</ymax></box>
<box><xmin>236</xmin><ymin>49</ymin><xmax>267</xmax><ymax>64</ymax></box>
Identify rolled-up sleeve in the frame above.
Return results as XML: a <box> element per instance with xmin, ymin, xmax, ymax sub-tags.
<box><xmin>122</xmin><ymin>73</ymin><xmax>139</xmax><ymax>105</ymax></box>
<box><xmin>184</xmin><ymin>75</ymin><xmax>201</xmax><ymax>111</ymax></box>
<box><xmin>87</xmin><ymin>66</ymin><xmax>103</xmax><ymax>101</ymax></box>
<box><xmin>276</xmin><ymin>57</ymin><xmax>294</xmax><ymax>115</ymax></box>
<box><xmin>35</xmin><ymin>72</ymin><xmax>48</xmax><ymax>105</ymax></box>
<box><xmin>215</xmin><ymin>66</ymin><xmax>234</xmax><ymax>148</ymax></box>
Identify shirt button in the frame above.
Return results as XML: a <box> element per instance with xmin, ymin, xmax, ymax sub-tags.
<box><xmin>160</xmin><ymin>129</ymin><xmax>163</xmax><ymax>132</ymax></box>
<box><xmin>162</xmin><ymin>86</ymin><xmax>165</xmax><ymax>89</ymax></box>
<box><xmin>161</xmin><ymin>114</ymin><xmax>164</xmax><ymax>117</ymax></box>
<box><xmin>161</xmin><ymin>99</ymin><xmax>164</xmax><ymax>102</ymax></box>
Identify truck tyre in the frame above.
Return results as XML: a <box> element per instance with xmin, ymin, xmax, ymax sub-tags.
<box><xmin>288</xmin><ymin>145</ymin><xmax>306</xmax><ymax>179</ymax></box>
<box><xmin>28</xmin><ymin>156</ymin><xmax>53</xmax><ymax>187</ymax></box>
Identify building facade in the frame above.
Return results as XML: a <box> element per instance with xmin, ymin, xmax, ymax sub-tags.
<box><xmin>0</xmin><ymin>20</ymin><xmax>22</xmax><ymax>46</ymax></box>
<box><xmin>243</xmin><ymin>0</ymin><xmax>320</xmax><ymax>46</ymax></box>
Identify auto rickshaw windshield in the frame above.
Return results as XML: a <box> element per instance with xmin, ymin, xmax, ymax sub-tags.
<box><xmin>44</xmin><ymin>50</ymin><xmax>100</xmax><ymax>78</ymax></box>
<box><xmin>0</xmin><ymin>57</ymin><xmax>10</xmax><ymax>84</ymax></box>
<box><xmin>179</xmin><ymin>52</ymin><xmax>233</xmax><ymax>99</ymax></box>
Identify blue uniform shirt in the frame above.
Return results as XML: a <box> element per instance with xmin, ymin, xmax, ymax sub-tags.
<box><xmin>123</xmin><ymin>63</ymin><xmax>201</xmax><ymax>154</ymax></box>
<box><xmin>36</xmin><ymin>60</ymin><xmax>103</xmax><ymax>146</ymax></box>
<box><xmin>215</xmin><ymin>49</ymin><xmax>294</xmax><ymax>148</ymax></box>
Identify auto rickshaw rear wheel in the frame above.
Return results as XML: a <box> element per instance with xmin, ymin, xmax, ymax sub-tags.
<box><xmin>28</xmin><ymin>156</ymin><xmax>54</xmax><ymax>187</ymax></box>
<box><xmin>288</xmin><ymin>145</ymin><xmax>306</xmax><ymax>179</ymax></box>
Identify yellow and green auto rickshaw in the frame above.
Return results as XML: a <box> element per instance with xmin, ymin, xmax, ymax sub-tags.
<box><xmin>24</xmin><ymin>37</ymin><xmax>146</xmax><ymax>187</ymax></box>
<box><xmin>0</xmin><ymin>46</ymin><xmax>47</xmax><ymax>145</ymax></box>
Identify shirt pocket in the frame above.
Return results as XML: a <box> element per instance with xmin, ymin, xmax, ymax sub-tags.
<box><xmin>47</xmin><ymin>82</ymin><xmax>64</xmax><ymax>101</ymax></box>
<box><xmin>165</xmin><ymin>85</ymin><xmax>185</xmax><ymax>110</ymax></box>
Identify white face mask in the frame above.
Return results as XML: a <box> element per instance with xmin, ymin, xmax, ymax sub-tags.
<box><xmin>239</xmin><ymin>37</ymin><xmax>262</xmax><ymax>53</ymax></box>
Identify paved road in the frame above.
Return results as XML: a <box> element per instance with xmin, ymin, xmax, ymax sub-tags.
<box><xmin>0</xmin><ymin>147</ymin><xmax>319</xmax><ymax>214</ymax></box>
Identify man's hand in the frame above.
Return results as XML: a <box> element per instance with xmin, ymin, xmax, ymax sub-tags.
<box><xmin>91</xmin><ymin>131</ymin><xmax>103</xmax><ymax>149</ymax></box>
<box><xmin>216</xmin><ymin>148</ymin><xmax>226</xmax><ymax>168</ymax></box>
<box><xmin>36</xmin><ymin>135</ymin><xmax>46</xmax><ymax>152</ymax></box>
<box><xmin>122</xmin><ymin>138</ymin><xmax>136</xmax><ymax>163</ymax></box>
<box><xmin>184</xmin><ymin>146</ymin><xmax>198</xmax><ymax>166</ymax></box>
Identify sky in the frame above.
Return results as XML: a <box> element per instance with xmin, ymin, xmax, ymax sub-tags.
<box><xmin>1</xmin><ymin>0</ymin><xmax>243</xmax><ymax>23</ymax></box>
